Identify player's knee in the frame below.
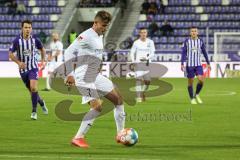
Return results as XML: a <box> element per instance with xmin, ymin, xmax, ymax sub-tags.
<box><xmin>188</xmin><ymin>80</ymin><xmax>194</xmax><ymax>86</ymax></box>
<box><xmin>188</xmin><ymin>81</ymin><xmax>193</xmax><ymax>87</ymax></box>
<box><xmin>199</xmin><ymin>79</ymin><xmax>204</xmax><ymax>85</ymax></box>
<box><xmin>144</xmin><ymin>80</ymin><xmax>150</xmax><ymax>85</ymax></box>
<box><xmin>30</xmin><ymin>87</ymin><xmax>38</xmax><ymax>92</ymax></box>
<box><xmin>93</xmin><ymin>106</ymin><xmax>102</xmax><ymax>112</ymax></box>
<box><xmin>111</xmin><ymin>92</ymin><xmax>123</xmax><ymax>105</ymax></box>
<box><xmin>90</xmin><ymin>99</ymin><xmax>102</xmax><ymax>112</ymax></box>
<box><xmin>116</xmin><ymin>96</ymin><xmax>123</xmax><ymax>105</ymax></box>
<box><xmin>91</xmin><ymin>105</ymin><xmax>102</xmax><ymax>112</ymax></box>
<box><xmin>116</xmin><ymin>95</ymin><xmax>123</xmax><ymax>105</ymax></box>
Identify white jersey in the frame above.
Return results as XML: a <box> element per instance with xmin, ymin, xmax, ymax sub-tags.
<box><xmin>50</xmin><ymin>40</ymin><xmax>63</xmax><ymax>62</ymax></box>
<box><xmin>64</xmin><ymin>28</ymin><xmax>104</xmax><ymax>79</ymax></box>
<box><xmin>65</xmin><ymin>28</ymin><xmax>103</xmax><ymax>59</ymax></box>
<box><xmin>64</xmin><ymin>28</ymin><xmax>113</xmax><ymax>104</ymax></box>
<box><xmin>130</xmin><ymin>38</ymin><xmax>155</xmax><ymax>62</ymax></box>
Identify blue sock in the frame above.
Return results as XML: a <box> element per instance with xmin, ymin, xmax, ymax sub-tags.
<box><xmin>31</xmin><ymin>92</ymin><xmax>38</xmax><ymax>112</ymax></box>
<box><xmin>188</xmin><ymin>85</ymin><xmax>194</xmax><ymax>99</ymax></box>
<box><xmin>37</xmin><ymin>93</ymin><xmax>44</xmax><ymax>106</ymax></box>
<box><xmin>196</xmin><ymin>83</ymin><xmax>203</xmax><ymax>95</ymax></box>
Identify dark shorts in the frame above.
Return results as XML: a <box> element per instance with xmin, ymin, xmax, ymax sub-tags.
<box><xmin>20</xmin><ymin>69</ymin><xmax>38</xmax><ymax>89</ymax></box>
<box><xmin>186</xmin><ymin>66</ymin><xmax>203</xmax><ymax>78</ymax></box>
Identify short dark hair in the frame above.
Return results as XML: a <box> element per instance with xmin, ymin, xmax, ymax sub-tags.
<box><xmin>139</xmin><ymin>27</ymin><xmax>147</xmax><ymax>31</ymax></box>
<box><xmin>94</xmin><ymin>10</ymin><xmax>112</xmax><ymax>23</ymax></box>
<box><xmin>21</xmin><ymin>20</ymin><xmax>32</xmax><ymax>28</ymax></box>
<box><xmin>190</xmin><ymin>26</ymin><xmax>198</xmax><ymax>29</ymax></box>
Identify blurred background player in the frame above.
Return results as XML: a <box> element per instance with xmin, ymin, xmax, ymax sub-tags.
<box><xmin>130</xmin><ymin>28</ymin><xmax>155</xmax><ymax>102</ymax></box>
<box><xmin>9</xmin><ymin>20</ymin><xmax>48</xmax><ymax>120</ymax></box>
<box><xmin>44</xmin><ymin>32</ymin><xmax>63</xmax><ymax>91</ymax></box>
<box><xmin>181</xmin><ymin>26</ymin><xmax>211</xmax><ymax>104</ymax></box>
<box><xmin>64</xmin><ymin>10</ymin><xmax>126</xmax><ymax>148</ymax></box>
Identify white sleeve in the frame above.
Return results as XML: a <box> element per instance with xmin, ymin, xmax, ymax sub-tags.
<box><xmin>49</xmin><ymin>43</ymin><xmax>54</xmax><ymax>54</ymax></box>
<box><xmin>57</xmin><ymin>42</ymin><xmax>63</xmax><ymax>51</ymax></box>
<box><xmin>49</xmin><ymin>43</ymin><xmax>53</xmax><ymax>50</ymax></box>
<box><xmin>64</xmin><ymin>35</ymin><xmax>89</xmax><ymax>77</ymax></box>
<box><xmin>130</xmin><ymin>42</ymin><xmax>137</xmax><ymax>62</ymax></box>
<box><xmin>148</xmin><ymin>40</ymin><xmax>155</xmax><ymax>60</ymax></box>
<box><xmin>64</xmin><ymin>39</ymin><xmax>79</xmax><ymax>76</ymax></box>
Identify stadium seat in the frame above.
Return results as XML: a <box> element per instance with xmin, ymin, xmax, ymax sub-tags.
<box><xmin>134</xmin><ymin>0</ymin><xmax>240</xmax><ymax>52</ymax></box>
<box><xmin>0</xmin><ymin>0</ymin><xmax>65</xmax><ymax>47</ymax></box>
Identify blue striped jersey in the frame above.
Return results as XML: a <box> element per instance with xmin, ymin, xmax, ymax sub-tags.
<box><xmin>181</xmin><ymin>38</ymin><xmax>210</xmax><ymax>67</ymax></box>
<box><xmin>9</xmin><ymin>34</ymin><xmax>43</xmax><ymax>73</ymax></box>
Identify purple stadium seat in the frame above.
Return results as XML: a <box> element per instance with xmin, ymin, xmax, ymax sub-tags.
<box><xmin>168</xmin><ymin>37</ymin><xmax>175</xmax><ymax>43</ymax></box>
<box><xmin>134</xmin><ymin>0</ymin><xmax>240</xmax><ymax>51</ymax></box>
<box><xmin>16</xmin><ymin>0</ymin><xmax>28</xmax><ymax>6</ymax></box>
<box><xmin>160</xmin><ymin>37</ymin><xmax>168</xmax><ymax>43</ymax></box>
<box><xmin>152</xmin><ymin>37</ymin><xmax>160</xmax><ymax>43</ymax></box>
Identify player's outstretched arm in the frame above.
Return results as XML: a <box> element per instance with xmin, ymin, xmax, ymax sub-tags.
<box><xmin>148</xmin><ymin>40</ymin><xmax>156</xmax><ymax>60</ymax></box>
<box><xmin>34</xmin><ymin>37</ymin><xmax>46</xmax><ymax>70</ymax></box>
<box><xmin>130</xmin><ymin>42</ymin><xmax>137</xmax><ymax>62</ymax></box>
<box><xmin>9</xmin><ymin>39</ymin><xmax>26</xmax><ymax>69</ymax></box>
<box><xmin>201</xmin><ymin>41</ymin><xmax>211</xmax><ymax>70</ymax></box>
<box><xmin>9</xmin><ymin>51</ymin><xmax>26</xmax><ymax>69</ymax></box>
<box><xmin>64</xmin><ymin>43</ymin><xmax>78</xmax><ymax>76</ymax></box>
<box><xmin>39</xmin><ymin>47</ymin><xmax>46</xmax><ymax>70</ymax></box>
<box><xmin>181</xmin><ymin>41</ymin><xmax>187</xmax><ymax>71</ymax></box>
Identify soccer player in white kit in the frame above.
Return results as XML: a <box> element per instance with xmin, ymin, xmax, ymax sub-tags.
<box><xmin>45</xmin><ymin>32</ymin><xmax>63</xmax><ymax>90</ymax></box>
<box><xmin>64</xmin><ymin>11</ymin><xmax>126</xmax><ymax>148</ymax></box>
<box><xmin>130</xmin><ymin>28</ymin><xmax>155</xmax><ymax>102</ymax></box>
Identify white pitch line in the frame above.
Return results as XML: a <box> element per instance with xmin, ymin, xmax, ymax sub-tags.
<box><xmin>203</xmin><ymin>91</ymin><xmax>237</xmax><ymax>97</ymax></box>
<box><xmin>173</xmin><ymin>89</ymin><xmax>237</xmax><ymax>97</ymax></box>
<box><xmin>0</xmin><ymin>155</ymin><xmax>160</xmax><ymax>160</ymax></box>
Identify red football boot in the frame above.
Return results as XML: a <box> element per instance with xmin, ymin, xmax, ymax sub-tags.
<box><xmin>71</xmin><ymin>138</ymin><xmax>89</xmax><ymax>148</ymax></box>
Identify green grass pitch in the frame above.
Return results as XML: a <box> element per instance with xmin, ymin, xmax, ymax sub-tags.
<box><xmin>0</xmin><ymin>78</ymin><xmax>240</xmax><ymax>160</ymax></box>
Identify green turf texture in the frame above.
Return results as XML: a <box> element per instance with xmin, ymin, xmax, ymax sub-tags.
<box><xmin>0</xmin><ymin>78</ymin><xmax>239</xmax><ymax>160</ymax></box>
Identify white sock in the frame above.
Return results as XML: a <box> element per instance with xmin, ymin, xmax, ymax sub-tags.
<box><xmin>46</xmin><ymin>74</ymin><xmax>51</xmax><ymax>90</ymax></box>
<box><xmin>136</xmin><ymin>81</ymin><xmax>142</xmax><ymax>98</ymax></box>
<box><xmin>75</xmin><ymin>108</ymin><xmax>100</xmax><ymax>139</ymax></box>
<box><xmin>114</xmin><ymin>104</ymin><xmax>125</xmax><ymax>133</ymax></box>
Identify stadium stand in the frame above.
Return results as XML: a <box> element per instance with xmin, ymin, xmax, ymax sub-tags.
<box><xmin>134</xmin><ymin>0</ymin><xmax>240</xmax><ymax>51</ymax></box>
<box><xmin>78</xmin><ymin>0</ymin><xmax>119</xmax><ymax>7</ymax></box>
<box><xmin>0</xmin><ymin>0</ymin><xmax>66</xmax><ymax>49</ymax></box>
<box><xmin>1</xmin><ymin>0</ymin><xmax>239</xmax><ymax>52</ymax></box>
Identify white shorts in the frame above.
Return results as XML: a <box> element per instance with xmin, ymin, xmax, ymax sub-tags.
<box><xmin>75</xmin><ymin>74</ymin><xmax>114</xmax><ymax>104</ymax></box>
<box><xmin>47</xmin><ymin>61</ymin><xmax>62</xmax><ymax>73</ymax></box>
<box><xmin>134</xmin><ymin>63</ymin><xmax>151</xmax><ymax>81</ymax></box>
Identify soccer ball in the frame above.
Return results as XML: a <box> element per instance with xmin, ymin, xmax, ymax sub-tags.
<box><xmin>126</xmin><ymin>71</ymin><xmax>136</xmax><ymax>78</ymax></box>
<box><xmin>117</xmin><ymin>128</ymin><xmax>138</xmax><ymax>146</ymax></box>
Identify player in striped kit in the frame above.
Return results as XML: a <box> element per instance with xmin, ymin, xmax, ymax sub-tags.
<box><xmin>9</xmin><ymin>20</ymin><xmax>48</xmax><ymax>120</ymax></box>
<box><xmin>181</xmin><ymin>26</ymin><xmax>211</xmax><ymax>104</ymax></box>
